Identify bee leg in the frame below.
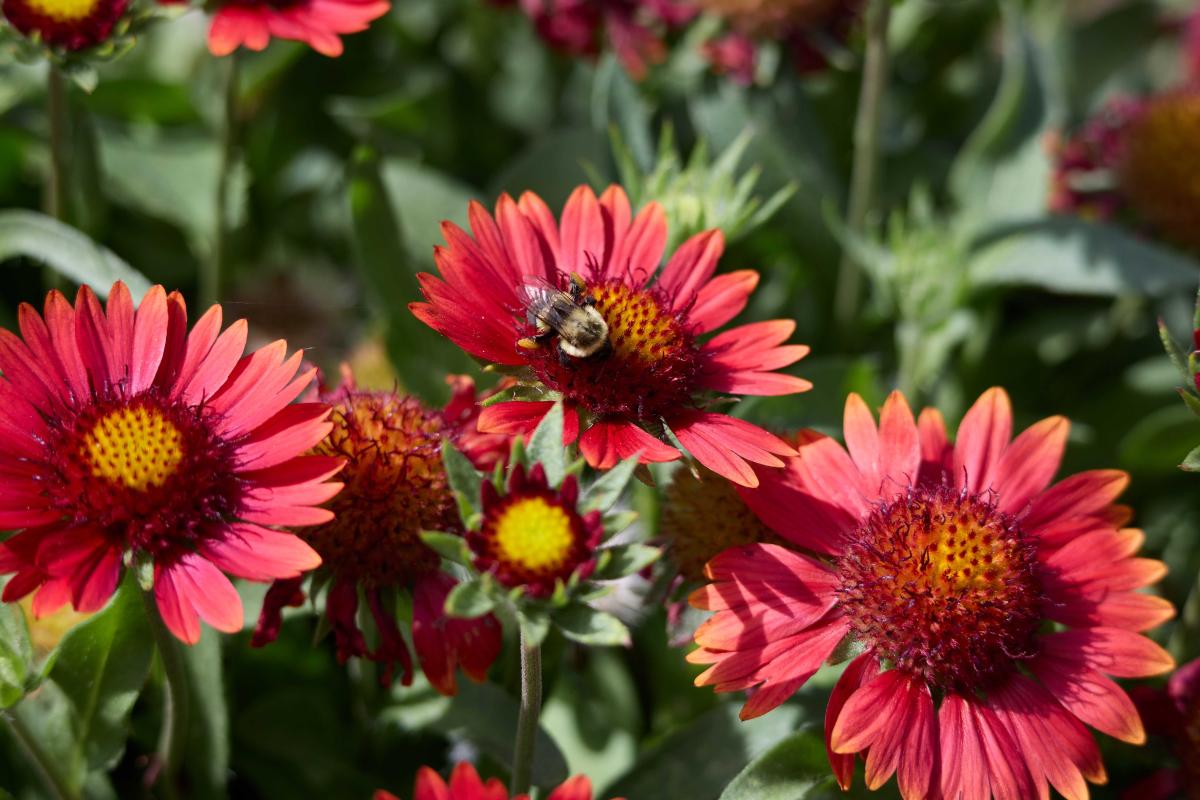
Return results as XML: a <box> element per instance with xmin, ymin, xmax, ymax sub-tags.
<box><xmin>556</xmin><ymin>346</ymin><xmax>577</xmax><ymax>370</ymax></box>
<box><xmin>518</xmin><ymin>328</ymin><xmax>556</xmax><ymax>351</ymax></box>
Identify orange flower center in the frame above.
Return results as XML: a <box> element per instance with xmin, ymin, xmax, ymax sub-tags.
<box><xmin>1120</xmin><ymin>91</ymin><xmax>1200</xmax><ymax>250</ymax></box>
<box><xmin>660</xmin><ymin>468</ymin><xmax>785</xmax><ymax>582</ymax></box>
<box><xmin>837</xmin><ymin>485</ymin><xmax>1042</xmax><ymax>693</ymax></box>
<box><xmin>526</xmin><ymin>279</ymin><xmax>701</xmax><ymax>422</ymax></box>
<box><xmin>301</xmin><ymin>391</ymin><xmax>453</xmax><ymax>587</ymax></box>
<box><xmin>81</xmin><ymin>406</ymin><xmax>185</xmax><ymax>491</ymax></box>
<box><xmin>492</xmin><ymin>497</ymin><xmax>576</xmax><ymax>574</ymax></box>
<box><xmin>21</xmin><ymin>0</ymin><xmax>102</xmax><ymax>22</ymax></box>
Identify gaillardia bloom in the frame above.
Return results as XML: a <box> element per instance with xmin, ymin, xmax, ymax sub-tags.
<box><xmin>411</xmin><ymin>185</ymin><xmax>810</xmax><ymax>488</ymax></box>
<box><xmin>0</xmin><ymin>283</ymin><xmax>337</xmax><ymax>643</ymax></box>
<box><xmin>253</xmin><ymin>373</ymin><xmax>503</xmax><ymax>694</ymax></box>
<box><xmin>1118</xmin><ymin>89</ymin><xmax>1200</xmax><ymax>251</ymax></box>
<box><xmin>1</xmin><ymin>0</ymin><xmax>128</xmax><ymax>50</ymax></box>
<box><xmin>1047</xmin><ymin>96</ymin><xmax>1144</xmax><ymax>220</ymax></box>
<box><xmin>376</xmin><ymin>761</ymin><xmax>621</xmax><ymax>800</ymax></box>
<box><xmin>490</xmin><ymin>0</ymin><xmax>694</xmax><ymax>79</ymax></box>
<box><xmin>690</xmin><ymin>388</ymin><xmax>1175</xmax><ymax>799</ymax></box>
<box><xmin>172</xmin><ymin>0</ymin><xmax>389</xmax><ymax>57</ymax></box>
<box><xmin>469</xmin><ymin>463</ymin><xmax>602</xmax><ymax>597</ymax></box>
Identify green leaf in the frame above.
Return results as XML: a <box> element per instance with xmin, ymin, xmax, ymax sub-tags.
<box><xmin>592</xmin><ymin>544</ymin><xmax>661</xmax><ymax>581</ymax></box>
<box><xmin>348</xmin><ymin>148</ymin><xmax>470</xmax><ymax>403</ymax></box>
<box><xmin>0</xmin><ymin>210</ymin><xmax>152</xmax><ymax>296</ymax></box>
<box><xmin>0</xmin><ymin>604</ymin><xmax>31</xmax><ymax>709</ymax></box>
<box><xmin>718</xmin><ymin>730</ymin><xmax>836</xmax><ymax>800</ymax></box>
<box><xmin>607</xmin><ymin>703</ymin><xmax>806</xmax><ymax>799</ymax></box>
<box><xmin>527</xmin><ymin>401</ymin><xmax>566</xmax><ymax>486</ymax></box>
<box><xmin>516</xmin><ymin>606</ymin><xmax>551</xmax><ymax>648</ymax></box>
<box><xmin>182</xmin><ymin>631</ymin><xmax>228</xmax><ymax>800</ymax></box>
<box><xmin>601</xmin><ymin>509</ymin><xmax>639</xmax><ymax>537</ymax></box>
<box><xmin>419</xmin><ymin>530</ymin><xmax>473</xmax><ymax>565</ymax></box>
<box><xmin>430</xmin><ymin>680</ymin><xmax>569</xmax><ymax>788</ymax></box>
<box><xmin>442</xmin><ymin>442</ymin><xmax>483</xmax><ymax>522</ymax></box>
<box><xmin>1159</xmin><ymin>317</ymin><xmax>1193</xmax><ymax>384</ymax></box>
<box><xmin>49</xmin><ymin>574</ymin><xmax>154</xmax><ymax>773</ymax></box>
<box><xmin>968</xmin><ymin>218</ymin><xmax>1200</xmax><ymax>298</ymax></box>
<box><xmin>444</xmin><ymin>579</ymin><xmax>495</xmax><ymax>619</ymax></box>
<box><xmin>554</xmin><ymin>606</ymin><xmax>630</xmax><ymax>647</ymax></box>
<box><xmin>1182</xmin><ymin>444</ymin><xmax>1200</xmax><ymax>472</ymax></box>
<box><xmin>581</xmin><ymin>455</ymin><xmax>640</xmax><ymax>513</ymax></box>
<box><xmin>1117</xmin><ymin>405</ymin><xmax>1200</xmax><ymax>475</ymax></box>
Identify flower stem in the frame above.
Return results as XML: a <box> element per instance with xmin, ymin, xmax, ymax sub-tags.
<box><xmin>834</xmin><ymin>0</ymin><xmax>892</xmax><ymax>333</ymax></box>
<box><xmin>205</xmin><ymin>54</ymin><xmax>241</xmax><ymax>308</ymax></box>
<box><xmin>1</xmin><ymin>709</ymin><xmax>78</xmax><ymax>800</ymax></box>
<box><xmin>510</xmin><ymin>631</ymin><xmax>542</xmax><ymax>796</ymax></box>
<box><xmin>142</xmin><ymin>591</ymin><xmax>189</xmax><ymax>800</ymax></box>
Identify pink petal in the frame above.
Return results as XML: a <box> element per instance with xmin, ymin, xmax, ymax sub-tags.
<box><xmin>952</xmin><ymin>387</ymin><xmax>1013</xmax><ymax>493</ymax></box>
<box><xmin>608</xmin><ymin>199</ymin><xmax>666</xmax><ymax>287</ymax></box>
<box><xmin>1030</xmin><ymin>655</ymin><xmax>1145</xmax><ymax>743</ymax></box>
<box><xmin>169</xmin><ymin>554</ymin><xmax>244</xmax><ymax>635</ymax></box>
<box><xmin>200</xmin><ymin>523</ymin><xmax>322</xmax><ymax>581</ymax></box>
<box><xmin>688</xmin><ymin>270</ymin><xmax>759</xmax><ymax>334</ymax></box>
<box><xmin>824</xmin><ymin>653</ymin><xmax>880</xmax><ymax>790</ymax></box>
<box><xmin>1041</xmin><ymin>627</ymin><xmax>1174</xmax><ymax>679</ymax></box>
<box><xmin>560</xmin><ymin>186</ymin><xmax>607</xmax><ymax>275</ymax></box>
<box><xmin>670</xmin><ymin>411</ymin><xmax>795</xmax><ymax>488</ymax></box>
<box><xmin>578</xmin><ymin>419</ymin><xmax>679</xmax><ymax>469</ymax></box>
<box><xmin>154</xmin><ymin>566</ymin><xmax>201</xmax><ymax>644</ymax></box>
<box><xmin>658</xmin><ymin>229</ymin><xmax>725</xmax><ymax>310</ymax></box>
<box><xmin>989</xmin><ymin>415</ymin><xmax>1069</xmax><ymax>515</ymax></box>
<box><xmin>181</xmin><ymin>319</ymin><xmax>248</xmax><ymax>404</ymax></box>
<box><xmin>1022</xmin><ymin>470</ymin><xmax>1129</xmax><ymax>532</ymax></box>
<box><xmin>917</xmin><ymin>407</ymin><xmax>952</xmax><ymax>484</ymax></box>
<box><xmin>104</xmin><ymin>281</ymin><xmax>134</xmax><ymax>383</ymax></box>
<box><xmin>129</xmin><ymin>285</ymin><xmax>169</xmax><ymax>394</ymax></box>
<box><xmin>939</xmin><ymin>694</ymin><xmax>989</xmax><ymax>800</ymax></box>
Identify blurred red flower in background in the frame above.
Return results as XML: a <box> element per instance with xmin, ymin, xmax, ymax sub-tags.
<box><xmin>376</xmin><ymin>762</ymin><xmax>621</xmax><ymax>800</ymax></box>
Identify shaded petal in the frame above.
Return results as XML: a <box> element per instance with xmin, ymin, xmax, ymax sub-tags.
<box><xmin>658</xmin><ymin>229</ymin><xmax>724</xmax><ymax>310</ymax></box>
<box><xmin>824</xmin><ymin>653</ymin><xmax>880</xmax><ymax>791</ymax></box>
<box><xmin>990</xmin><ymin>416</ymin><xmax>1069</xmax><ymax>515</ymax></box>
<box><xmin>578</xmin><ymin>419</ymin><xmax>679</xmax><ymax>469</ymax></box>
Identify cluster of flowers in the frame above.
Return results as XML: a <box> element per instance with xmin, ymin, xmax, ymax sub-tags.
<box><xmin>0</xmin><ymin>183</ymin><xmax>1179</xmax><ymax>799</ymax></box>
<box><xmin>1049</xmin><ymin>7</ymin><xmax>1200</xmax><ymax>251</ymax></box>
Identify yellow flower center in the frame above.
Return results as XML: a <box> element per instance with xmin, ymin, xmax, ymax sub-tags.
<box><xmin>1120</xmin><ymin>91</ymin><xmax>1200</xmax><ymax>251</ymax></box>
<box><xmin>837</xmin><ymin>486</ymin><xmax>1042</xmax><ymax>693</ymax></box>
<box><xmin>492</xmin><ymin>497</ymin><xmax>575</xmax><ymax>573</ymax></box>
<box><xmin>22</xmin><ymin>0</ymin><xmax>102</xmax><ymax>23</ymax></box>
<box><xmin>589</xmin><ymin>283</ymin><xmax>690</xmax><ymax>367</ymax></box>
<box><xmin>82</xmin><ymin>405</ymin><xmax>185</xmax><ymax>492</ymax></box>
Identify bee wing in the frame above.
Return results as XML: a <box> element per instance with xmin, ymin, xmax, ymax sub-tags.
<box><xmin>518</xmin><ymin>275</ymin><xmax>562</xmax><ymax>305</ymax></box>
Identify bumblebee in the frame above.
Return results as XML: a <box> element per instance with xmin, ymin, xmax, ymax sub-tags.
<box><xmin>517</xmin><ymin>272</ymin><xmax>611</xmax><ymax>360</ymax></box>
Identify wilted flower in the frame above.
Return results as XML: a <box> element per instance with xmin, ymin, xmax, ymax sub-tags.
<box><xmin>1047</xmin><ymin>95</ymin><xmax>1144</xmax><ymax>220</ymax></box>
<box><xmin>691</xmin><ymin>389</ymin><xmax>1175</xmax><ymax>799</ymax></box>
<box><xmin>1118</xmin><ymin>89</ymin><xmax>1200</xmax><ymax>251</ymax></box>
<box><xmin>490</xmin><ymin>0</ymin><xmax>695</xmax><ymax>79</ymax></box>
<box><xmin>1</xmin><ymin>0</ymin><xmax>128</xmax><ymax>51</ymax></box>
<box><xmin>1124</xmin><ymin>658</ymin><xmax>1200</xmax><ymax>800</ymax></box>
<box><xmin>696</xmin><ymin>0</ymin><xmax>861</xmax><ymax>80</ymax></box>
<box><xmin>159</xmin><ymin>0</ymin><xmax>390</xmax><ymax>57</ymax></box>
<box><xmin>0</xmin><ymin>283</ymin><xmax>336</xmax><ymax>643</ymax></box>
<box><xmin>376</xmin><ymin>762</ymin><xmax>621</xmax><ymax>800</ymax></box>
<box><xmin>411</xmin><ymin>184</ymin><xmax>810</xmax><ymax>488</ymax></box>
<box><xmin>253</xmin><ymin>372</ymin><xmax>504</xmax><ymax>694</ymax></box>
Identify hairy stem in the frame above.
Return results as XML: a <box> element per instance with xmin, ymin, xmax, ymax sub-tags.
<box><xmin>834</xmin><ymin>0</ymin><xmax>892</xmax><ymax>333</ymax></box>
<box><xmin>510</xmin><ymin>631</ymin><xmax>542</xmax><ymax>796</ymax></box>
<box><xmin>1</xmin><ymin>709</ymin><xmax>78</xmax><ymax>800</ymax></box>
<box><xmin>142</xmin><ymin>591</ymin><xmax>189</xmax><ymax>800</ymax></box>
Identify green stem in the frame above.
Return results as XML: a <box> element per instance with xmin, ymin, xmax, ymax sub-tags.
<box><xmin>142</xmin><ymin>592</ymin><xmax>189</xmax><ymax>800</ymax></box>
<box><xmin>510</xmin><ymin>631</ymin><xmax>542</xmax><ymax>796</ymax></box>
<box><xmin>834</xmin><ymin>0</ymin><xmax>892</xmax><ymax>333</ymax></box>
<box><xmin>1</xmin><ymin>709</ymin><xmax>78</xmax><ymax>800</ymax></box>
<box><xmin>205</xmin><ymin>54</ymin><xmax>241</xmax><ymax>308</ymax></box>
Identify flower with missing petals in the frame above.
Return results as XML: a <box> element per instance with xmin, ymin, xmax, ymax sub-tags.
<box><xmin>691</xmin><ymin>388</ymin><xmax>1175</xmax><ymax>800</ymax></box>
<box><xmin>411</xmin><ymin>184</ymin><xmax>810</xmax><ymax>488</ymax></box>
<box><xmin>252</xmin><ymin>373</ymin><xmax>503</xmax><ymax>694</ymax></box>
<box><xmin>0</xmin><ymin>283</ymin><xmax>337</xmax><ymax>643</ymax></box>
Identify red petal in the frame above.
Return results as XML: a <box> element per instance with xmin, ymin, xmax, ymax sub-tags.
<box><xmin>1022</xmin><ymin>469</ymin><xmax>1129</xmax><ymax>531</ymax></box>
<box><xmin>169</xmin><ymin>554</ymin><xmax>244</xmax><ymax>635</ymax></box>
<box><xmin>990</xmin><ymin>416</ymin><xmax>1069</xmax><ymax>515</ymax></box>
<box><xmin>560</xmin><ymin>186</ymin><xmax>606</xmax><ymax>275</ymax></box>
<box><xmin>201</xmin><ymin>523</ymin><xmax>322</xmax><ymax>581</ymax></box>
<box><xmin>689</xmin><ymin>270</ymin><xmax>758</xmax><ymax>334</ymax></box>
<box><xmin>578</xmin><ymin>419</ymin><xmax>679</xmax><ymax>469</ymax></box>
<box><xmin>412</xmin><ymin>766</ymin><xmax>452</xmax><ymax>800</ymax></box>
<box><xmin>129</xmin><ymin>285</ymin><xmax>168</xmax><ymax>394</ymax></box>
<box><xmin>952</xmin><ymin>387</ymin><xmax>1013</xmax><ymax>493</ymax></box>
<box><xmin>824</xmin><ymin>653</ymin><xmax>880</xmax><ymax>790</ymax></box>
<box><xmin>658</xmin><ymin>229</ymin><xmax>724</xmax><ymax>310</ymax></box>
<box><xmin>609</xmin><ymin>200</ymin><xmax>666</xmax><ymax>287</ymax></box>
<box><xmin>1041</xmin><ymin>627</ymin><xmax>1174</xmax><ymax>678</ymax></box>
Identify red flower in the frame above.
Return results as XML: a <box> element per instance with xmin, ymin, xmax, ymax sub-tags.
<box><xmin>1</xmin><ymin>0</ymin><xmax>128</xmax><ymax>51</ymax></box>
<box><xmin>0</xmin><ymin>283</ymin><xmax>337</xmax><ymax>643</ymax></box>
<box><xmin>1047</xmin><ymin>95</ymin><xmax>1144</xmax><ymax>220</ymax></box>
<box><xmin>690</xmin><ymin>388</ymin><xmax>1176</xmax><ymax>799</ymax></box>
<box><xmin>1124</xmin><ymin>658</ymin><xmax>1200</xmax><ymax>800</ymax></box>
<box><xmin>197</xmin><ymin>0</ymin><xmax>390</xmax><ymax>57</ymax></box>
<box><xmin>252</xmin><ymin>372</ymin><xmax>503</xmax><ymax>694</ymax></box>
<box><xmin>468</xmin><ymin>463</ymin><xmax>602</xmax><ymax>597</ymax></box>
<box><xmin>490</xmin><ymin>0</ymin><xmax>695</xmax><ymax>79</ymax></box>
<box><xmin>376</xmin><ymin>761</ymin><xmax>620</xmax><ymax>800</ymax></box>
<box><xmin>411</xmin><ymin>185</ymin><xmax>809</xmax><ymax>488</ymax></box>
<box><xmin>696</xmin><ymin>0</ymin><xmax>862</xmax><ymax>78</ymax></box>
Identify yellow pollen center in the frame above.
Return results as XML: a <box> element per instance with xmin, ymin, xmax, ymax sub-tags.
<box><xmin>493</xmin><ymin>497</ymin><xmax>575</xmax><ymax>572</ymax></box>
<box><xmin>589</xmin><ymin>283</ymin><xmax>688</xmax><ymax>365</ymax></box>
<box><xmin>22</xmin><ymin>0</ymin><xmax>102</xmax><ymax>22</ymax></box>
<box><xmin>82</xmin><ymin>406</ymin><xmax>185</xmax><ymax>492</ymax></box>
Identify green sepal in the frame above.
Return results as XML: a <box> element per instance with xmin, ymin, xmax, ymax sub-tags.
<box><xmin>419</xmin><ymin>530</ymin><xmax>472</xmax><ymax>566</ymax></box>
<box><xmin>581</xmin><ymin>454</ymin><xmax>640</xmax><ymax>513</ymax></box>
<box><xmin>554</xmin><ymin>606</ymin><xmax>630</xmax><ymax>647</ymax></box>
<box><xmin>591</xmin><ymin>543</ymin><xmax>662</xmax><ymax>581</ymax></box>
<box><xmin>516</xmin><ymin>606</ymin><xmax>551</xmax><ymax>647</ymax></box>
<box><xmin>444</xmin><ymin>578</ymin><xmax>496</xmax><ymax>619</ymax></box>
<box><xmin>1181</xmin><ymin>444</ymin><xmax>1200</xmax><ymax>472</ymax></box>
<box><xmin>527</xmin><ymin>401</ymin><xmax>566</xmax><ymax>487</ymax></box>
<box><xmin>131</xmin><ymin>550</ymin><xmax>155</xmax><ymax>592</ymax></box>
<box><xmin>1159</xmin><ymin>317</ymin><xmax>1193</xmax><ymax>384</ymax></box>
<box><xmin>564</xmin><ymin>456</ymin><xmax>587</xmax><ymax>480</ymax></box>
<box><xmin>442</xmin><ymin>442</ymin><xmax>483</xmax><ymax>524</ymax></box>
<box><xmin>602</xmin><ymin>509</ymin><xmax>639</xmax><ymax>537</ymax></box>
<box><xmin>509</xmin><ymin>435</ymin><xmax>528</xmax><ymax>470</ymax></box>
<box><xmin>1177</xmin><ymin>388</ymin><xmax>1200</xmax><ymax>419</ymax></box>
